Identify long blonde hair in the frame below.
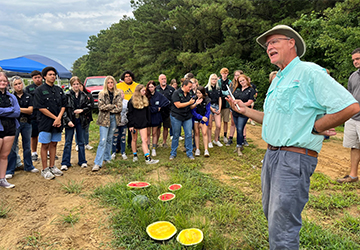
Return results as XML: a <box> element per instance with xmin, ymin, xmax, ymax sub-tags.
<box><xmin>205</xmin><ymin>73</ymin><xmax>219</xmax><ymax>91</ymax></box>
<box><xmin>132</xmin><ymin>84</ymin><xmax>149</xmax><ymax>109</ymax></box>
<box><xmin>101</xmin><ymin>75</ymin><xmax>120</xmax><ymax>96</ymax></box>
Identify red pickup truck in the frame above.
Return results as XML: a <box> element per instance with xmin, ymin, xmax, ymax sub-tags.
<box><xmin>83</xmin><ymin>76</ymin><xmax>106</xmax><ymax>108</ymax></box>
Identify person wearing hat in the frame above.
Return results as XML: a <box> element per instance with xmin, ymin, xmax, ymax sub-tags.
<box><xmin>34</xmin><ymin>66</ymin><xmax>67</xmax><ymax>180</ymax></box>
<box><xmin>226</xmin><ymin>25</ymin><xmax>360</xmax><ymax>249</ymax></box>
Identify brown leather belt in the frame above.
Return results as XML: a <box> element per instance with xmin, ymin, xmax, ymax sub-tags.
<box><xmin>267</xmin><ymin>144</ymin><xmax>318</xmax><ymax>158</ymax></box>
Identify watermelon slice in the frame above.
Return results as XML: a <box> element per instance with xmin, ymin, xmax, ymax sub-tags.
<box><xmin>158</xmin><ymin>192</ymin><xmax>175</xmax><ymax>201</ymax></box>
<box><xmin>146</xmin><ymin>221</ymin><xmax>177</xmax><ymax>241</ymax></box>
<box><xmin>177</xmin><ymin>228</ymin><xmax>203</xmax><ymax>246</ymax></box>
<box><xmin>127</xmin><ymin>181</ymin><xmax>151</xmax><ymax>189</ymax></box>
<box><xmin>168</xmin><ymin>184</ymin><xmax>182</xmax><ymax>191</ymax></box>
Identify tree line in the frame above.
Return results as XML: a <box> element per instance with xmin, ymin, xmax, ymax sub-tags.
<box><xmin>72</xmin><ymin>0</ymin><xmax>360</xmax><ymax>109</ymax></box>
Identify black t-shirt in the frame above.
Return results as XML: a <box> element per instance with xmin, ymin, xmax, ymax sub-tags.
<box><xmin>232</xmin><ymin>86</ymin><xmax>256</xmax><ymax>117</ymax></box>
<box><xmin>25</xmin><ymin>82</ymin><xmax>42</xmax><ymax>120</ymax></box>
<box><xmin>156</xmin><ymin>85</ymin><xmax>175</xmax><ymax>101</ymax></box>
<box><xmin>15</xmin><ymin>92</ymin><xmax>33</xmax><ymax>123</ymax></box>
<box><xmin>0</xmin><ymin>91</ymin><xmax>11</xmax><ymax>108</ymax></box>
<box><xmin>171</xmin><ymin>88</ymin><xmax>193</xmax><ymax>121</ymax></box>
<box><xmin>34</xmin><ymin>83</ymin><xmax>67</xmax><ymax>133</ymax></box>
<box><xmin>206</xmin><ymin>87</ymin><xmax>221</xmax><ymax>104</ymax></box>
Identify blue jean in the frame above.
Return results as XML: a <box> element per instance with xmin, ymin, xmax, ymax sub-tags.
<box><xmin>61</xmin><ymin>118</ymin><xmax>86</xmax><ymax>166</ymax></box>
<box><xmin>94</xmin><ymin>114</ymin><xmax>117</xmax><ymax>166</ymax></box>
<box><xmin>76</xmin><ymin>126</ymin><xmax>90</xmax><ymax>145</ymax></box>
<box><xmin>170</xmin><ymin>115</ymin><xmax>193</xmax><ymax>158</ymax></box>
<box><xmin>7</xmin><ymin>122</ymin><xmax>35</xmax><ymax>175</ymax></box>
<box><xmin>112</xmin><ymin>125</ymin><xmax>126</xmax><ymax>154</ymax></box>
<box><xmin>262</xmin><ymin>149</ymin><xmax>317</xmax><ymax>250</ymax></box>
<box><xmin>233</xmin><ymin>115</ymin><xmax>248</xmax><ymax>147</ymax></box>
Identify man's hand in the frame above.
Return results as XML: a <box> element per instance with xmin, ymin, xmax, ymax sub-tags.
<box><xmin>225</xmin><ymin>96</ymin><xmax>246</xmax><ymax>114</ymax></box>
<box><xmin>53</xmin><ymin>117</ymin><xmax>62</xmax><ymax>127</ymax></box>
<box><xmin>315</xmin><ymin>128</ymin><xmax>337</xmax><ymax>136</ymax></box>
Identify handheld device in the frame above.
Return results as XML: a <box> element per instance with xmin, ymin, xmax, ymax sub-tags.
<box><xmin>226</xmin><ymin>85</ymin><xmax>241</xmax><ymax>111</ymax></box>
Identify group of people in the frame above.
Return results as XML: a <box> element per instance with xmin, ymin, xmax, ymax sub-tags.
<box><xmin>1</xmin><ymin>23</ymin><xmax>360</xmax><ymax>250</ymax></box>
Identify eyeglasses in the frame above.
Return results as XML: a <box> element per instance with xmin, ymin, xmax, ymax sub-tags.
<box><xmin>211</xmin><ymin>78</ymin><xmax>217</xmax><ymax>80</ymax></box>
<box><xmin>265</xmin><ymin>37</ymin><xmax>291</xmax><ymax>48</ymax></box>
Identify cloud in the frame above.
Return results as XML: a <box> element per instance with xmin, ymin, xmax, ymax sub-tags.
<box><xmin>0</xmin><ymin>0</ymin><xmax>133</xmax><ymax>70</ymax></box>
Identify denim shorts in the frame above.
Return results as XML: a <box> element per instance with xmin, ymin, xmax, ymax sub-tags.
<box><xmin>210</xmin><ymin>103</ymin><xmax>219</xmax><ymax>115</ymax></box>
<box><xmin>39</xmin><ymin>131</ymin><xmax>62</xmax><ymax>144</ymax></box>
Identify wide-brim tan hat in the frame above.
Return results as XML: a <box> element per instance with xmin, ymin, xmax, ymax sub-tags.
<box><xmin>256</xmin><ymin>25</ymin><xmax>306</xmax><ymax>58</ymax></box>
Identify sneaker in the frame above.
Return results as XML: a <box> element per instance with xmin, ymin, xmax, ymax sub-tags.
<box><xmin>92</xmin><ymin>164</ymin><xmax>100</xmax><ymax>172</ymax></box>
<box><xmin>151</xmin><ymin>148</ymin><xmax>156</xmax><ymax>157</ymax></box>
<box><xmin>337</xmin><ymin>175</ymin><xmax>359</xmax><ymax>183</ymax></box>
<box><xmin>237</xmin><ymin>147</ymin><xmax>243</xmax><ymax>156</ymax></box>
<box><xmin>5</xmin><ymin>174</ymin><xmax>13</xmax><ymax>179</ymax></box>
<box><xmin>41</xmin><ymin>167</ymin><xmax>55</xmax><ymax>180</ymax></box>
<box><xmin>31</xmin><ymin>153</ymin><xmax>38</xmax><ymax>161</ymax></box>
<box><xmin>75</xmin><ymin>145</ymin><xmax>79</xmax><ymax>151</ymax></box>
<box><xmin>146</xmin><ymin>158</ymin><xmax>159</xmax><ymax>164</ymax></box>
<box><xmin>61</xmin><ymin>165</ymin><xmax>68</xmax><ymax>171</ymax></box>
<box><xmin>226</xmin><ymin>139</ymin><xmax>233</xmax><ymax>146</ymax></box>
<box><xmin>50</xmin><ymin>166</ymin><xmax>63</xmax><ymax>176</ymax></box>
<box><xmin>251</xmin><ymin>120</ymin><xmax>256</xmax><ymax>126</ymax></box>
<box><xmin>81</xmin><ymin>163</ymin><xmax>87</xmax><ymax>168</ymax></box>
<box><xmin>30</xmin><ymin>168</ymin><xmax>39</xmax><ymax>173</ymax></box>
<box><xmin>122</xmin><ymin>153</ymin><xmax>128</xmax><ymax>160</ymax></box>
<box><xmin>243</xmin><ymin>139</ymin><xmax>249</xmax><ymax>147</ymax></box>
<box><xmin>111</xmin><ymin>153</ymin><xmax>116</xmax><ymax>160</ymax></box>
<box><xmin>208</xmin><ymin>142</ymin><xmax>214</xmax><ymax>148</ymax></box>
<box><xmin>162</xmin><ymin>143</ymin><xmax>168</xmax><ymax>148</ymax></box>
<box><xmin>169</xmin><ymin>155</ymin><xmax>175</xmax><ymax>160</ymax></box>
<box><xmin>85</xmin><ymin>144</ymin><xmax>93</xmax><ymax>150</ymax></box>
<box><xmin>170</xmin><ymin>136</ymin><xmax>173</xmax><ymax>140</ymax></box>
<box><xmin>213</xmin><ymin>140</ymin><xmax>223</xmax><ymax>147</ymax></box>
<box><xmin>0</xmin><ymin>179</ymin><xmax>15</xmax><ymax>188</ymax></box>
<box><xmin>133</xmin><ymin>156</ymin><xmax>138</xmax><ymax>162</ymax></box>
<box><xmin>195</xmin><ymin>149</ymin><xmax>200</xmax><ymax>156</ymax></box>
<box><xmin>223</xmin><ymin>137</ymin><xmax>229</xmax><ymax>144</ymax></box>
<box><xmin>179</xmin><ymin>136</ymin><xmax>184</xmax><ymax>141</ymax></box>
<box><xmin>188</xmin><ymin>155</ymin><xmax>195</xmax><ymax>160</ymax></box>
<box><xmin>204</xmin><ymin>149</ymin><xmax>210</xmax><ymax>157</ymax></box>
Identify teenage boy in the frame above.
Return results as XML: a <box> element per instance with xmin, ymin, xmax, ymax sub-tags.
<box><xmin>218</xmin><ymin>68</ymin><xmax>232</xmax><ymax>143</ymax></box>
<box><xmin>25</xmin><ymin>70</ymin><xmax>43</xmax><ymax>161</ymax></box>
<box><xmin>34</xmin><ymin>67</ymin><xmax>67</xmax><ymax>180</ymax></box>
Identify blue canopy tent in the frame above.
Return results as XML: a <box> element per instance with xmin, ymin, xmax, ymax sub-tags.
<box><xmin>0</xmin><ymin>54</ymin><xmax>72</xmax><ymax>79</ymax></box>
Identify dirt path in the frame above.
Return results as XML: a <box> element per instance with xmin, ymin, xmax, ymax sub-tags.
<box><xmin>0</xmin><ymin>125</ymin><xmax>351</xmax><ymax>249</ymax></box>
<box><xmin>0</xmin><ymin>140</ymin><xmax>115</xmax><ymax>250</ymax></box>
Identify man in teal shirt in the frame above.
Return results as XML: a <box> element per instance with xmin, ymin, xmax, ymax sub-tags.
<box><xmin>227</xmin><ymin>25</ymin><xmax>360</xmax><ymax>249</ymax></box>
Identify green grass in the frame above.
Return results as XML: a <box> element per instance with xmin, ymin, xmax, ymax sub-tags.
<box><xmin>60</xmin><ymin>179</ymin><xmax>84</xmax><ymax>194</ymax></box>
<box><xmin>87</xmin><ymin>117</ymin><xmax>360</xmax><ymax>249</ymax></box>
<box><xmin>18</xmin><ymin>232</ymin><xmax>60</xmax><ymax>249</ymax></box>
<box><xmin>0</xmin><ymin>201</ymin><xmax>11</xmax><ymax>218</ymax></box>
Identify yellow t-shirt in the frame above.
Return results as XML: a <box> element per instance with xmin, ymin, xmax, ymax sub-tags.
<box><xmin>116</xmin><ymin>81</ymin><xmax>139</xmax><ymax>101</ymax></box>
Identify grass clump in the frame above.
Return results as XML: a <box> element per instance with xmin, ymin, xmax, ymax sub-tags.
<box><xmin>60</xmin><ymin>179</ymin><xmax>84</xmax><ymax>194</ymax></box>
<box><xmin>0</xmin><ymin>201</ymin><xmax>11</xmax><ymax>218</ymax></box>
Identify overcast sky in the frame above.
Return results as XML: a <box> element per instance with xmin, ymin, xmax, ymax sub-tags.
<box><xmin>0</xmin><ymin>0</ymin><xmax>133</xmax><ymax>71</ymax></box>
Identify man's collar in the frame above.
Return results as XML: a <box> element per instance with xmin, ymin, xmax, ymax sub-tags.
<box><xmin>277</xmin><ymin>56</ymin><xmax>300</xmax><ymax>77</ymax></box>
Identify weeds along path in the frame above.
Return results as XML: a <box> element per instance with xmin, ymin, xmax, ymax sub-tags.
<box><xmin>0</xmin><ymin>139</ymin><xmax>115</xmax><ymax>249</ymax></box>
